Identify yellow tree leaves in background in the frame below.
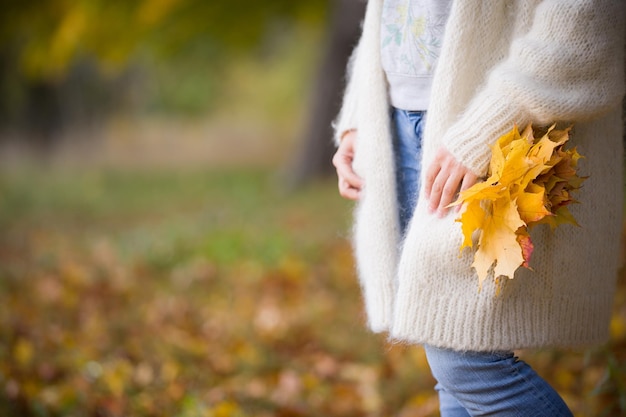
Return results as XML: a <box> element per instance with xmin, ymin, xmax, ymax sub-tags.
<box><xmin>9</xmin><ymin>0</ymin><xmax>186</xmax><ymax>80</ymax></box>
<box><xmin>0</xmin><ymin>0</ymin><xmax>331</xmax><ymax>147</ymax></box>
<box><xmin>452</xmin><ymin>125</ymin><xmax>585</xmax><ymax>287</ymax></box>
<box><xmin>0</xmin><ymin>0</ymin><xmax>329</xmax><ymax>82</ymax></box>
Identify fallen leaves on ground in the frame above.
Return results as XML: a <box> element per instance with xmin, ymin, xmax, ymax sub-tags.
<box><xmin>0</xmin><ymin>168</ymin><xmax>623</xmax><ymax>417</ymax></box>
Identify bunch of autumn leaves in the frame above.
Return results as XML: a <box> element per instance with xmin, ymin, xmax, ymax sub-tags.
<box><xmin>452</xmin><ymin>125</ymin><xmax>585</xmax><ymax>287</ymax></box>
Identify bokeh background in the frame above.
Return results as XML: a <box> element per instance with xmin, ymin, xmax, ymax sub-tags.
<box><xmin>0</xmin><ymin>1</ymin><xmax>624</xmax><ymax>416</ymax></box>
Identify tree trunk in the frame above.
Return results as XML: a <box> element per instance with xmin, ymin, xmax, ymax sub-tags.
<box><xmin>24</xmin><ymin>80</ymin><xmax>63</xmax><ymax>152</ymax></box>
<box><xmin>288</xmin><ymin>0</ymin><xmax>366</xmax><ymax>186</ymax></box>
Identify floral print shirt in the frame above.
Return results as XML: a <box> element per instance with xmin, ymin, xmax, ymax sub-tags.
<box><xmin>381</xmin><ymin>0</ymin><xmax>453</xmax><ymax>110</ymax></box>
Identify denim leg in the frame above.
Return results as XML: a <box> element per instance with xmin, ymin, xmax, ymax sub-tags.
<box><xmin>392</xmin><ymin>109</ymin><xmax>471</xmax><ymax>416</ymax></box>
<box><xmin>391</xmin><ymin>108</ymin><xmax>425</xmax><ymax>235</ymax></box>
<box><xmin>437</xmin><ymin>383</ymin><xmax>472</xmax><ymax>417</ymax></box>
<box><xmin>424</xmin><ymin>345</ymin><xmax>573</xmax><ymax>417</ymax></box>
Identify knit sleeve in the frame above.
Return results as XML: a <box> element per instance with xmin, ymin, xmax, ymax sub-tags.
<box><xmin>332</xmin><ymin>43</ymin><xmax>362</xmax><ymax>147</ymax></box>
<box><xmin>443</xmin><ymin>0</ymin><xmax>626</xmax><ymax>177</ymax></box>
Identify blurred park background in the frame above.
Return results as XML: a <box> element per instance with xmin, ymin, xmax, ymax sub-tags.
<box><xmin>0</xmin><ymin>0</ymin><xmax>625</xmax><ymax>416</ymax></box>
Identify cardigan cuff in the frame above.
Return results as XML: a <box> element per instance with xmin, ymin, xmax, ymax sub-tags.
<box><xmin>442</xmin><ymin>92</ymin><xmax>527</xmax><ymax>178</ymax></box>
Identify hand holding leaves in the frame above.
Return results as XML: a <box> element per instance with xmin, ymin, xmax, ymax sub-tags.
<box><xmin>451</xmin><ymin>125</ymin><xmax>585</xmax><ymax>287</ymax></box>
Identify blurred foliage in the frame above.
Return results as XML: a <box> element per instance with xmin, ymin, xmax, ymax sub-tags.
<box><xmin>0</xmin><ymin>0</ymin><xmax>329</xmax><ymax>80</ymax></box>
<box><xmin>143</xmin><ymin>23</ymin><xmax>322</xmax><ymax>119</ymax></box>
<box><xmin>0</xmin><ymin>0</ymin><xmax>330</xmax><ymax>138</ymax></box>
<box><xmin>0</xmin><ymin>167</ymin><xmax>624</xmax><ymax>416</ymax></box>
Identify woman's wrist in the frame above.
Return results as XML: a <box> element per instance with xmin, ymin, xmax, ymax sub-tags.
<box><xmin>339</xmin><ymin>128</ymin><xmax>357</xmax><ymax>142</ymax></box>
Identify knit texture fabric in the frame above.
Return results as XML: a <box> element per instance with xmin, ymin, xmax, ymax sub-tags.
<box><xmin>335</xmin><ymin>0</ymin><xmax>626</xmax><ymax>351</ymax></box>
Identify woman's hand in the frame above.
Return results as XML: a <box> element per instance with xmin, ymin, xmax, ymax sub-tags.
<box><xmin>424</xmin><ymin>146</ymin><xmax>477</xmax><ymax>217</ymax></box>
<box><xmin>332</xmin><ymin>130</ymin><xmax>363</xmax><ymax>200</ymax></box>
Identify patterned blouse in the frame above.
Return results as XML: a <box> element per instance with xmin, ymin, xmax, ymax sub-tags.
<box><xmin>381</xmin><ymin>0</ymin><xmax>452</xmax><ymax>110</ymax></box>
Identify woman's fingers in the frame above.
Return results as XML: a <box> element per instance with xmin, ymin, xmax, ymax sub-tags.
<box><xmin>454</xmin><ymin>172</ymin><xmax>479</xmax><ymax>212</ymax></box>
<box><xmin>460</xmin><ymin>171</ymin><xmax>478</xmax><ymax>193</ymax></box>
<box><xmin>438</xmin><ymin>169</ymin><xmax>465</xmax><ymax>216</ymax></box>
<box><xmin>332</xmin><ymin>130</ymin><xmax>363</xmax><ymax>201</ymax></box>
<box><xmin>425</xmin><ymin>147</ymin><xmax>476</xmax><ymax>216</ymax></box>
<box><xmin>334</xmin><ymin>157</ymin><xmax>363</xmax><ymax>190</ymax></box>
<box><xmin>424</xmin><ymin>154</ymin><xmax>442</xmax><ymax>201</ymax></box>
<box><xmin>337</xmin><ymin>178</ymin><xmax>361</xmax><ymax>200</ymax></box>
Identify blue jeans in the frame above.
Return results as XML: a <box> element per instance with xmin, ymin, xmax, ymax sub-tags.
<box><xmin>391</xmin><ymin>107</ymin><xmax>573</xmax><ymax>416</ymax></box>
<box><xmin>392</xmin><ymin>108</ymin><xmax>425</xmax><ymax>234</ymax></box>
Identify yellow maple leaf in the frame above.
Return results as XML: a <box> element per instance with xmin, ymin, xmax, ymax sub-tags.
<box><xmin>472</xmin><ymin>197</ymin><xmax>525</xmax><ymax>287</ymax></box>
<box><xmin>458</xmin><ymin>199</ymin><xmax>487</xmax><ymax>250</ymax></box>
<box><xmin>452</xmin><ymin>124</ymin><xmax>585</xmax><ymax>287</ymax></box>
<box><xmin>516</xmin><ymin>185</ymin><xmax>551</xmax><ymax>224</ymax></box>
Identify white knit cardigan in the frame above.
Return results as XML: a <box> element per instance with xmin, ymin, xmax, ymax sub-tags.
<box><xmin>335</xmin><ymin>0</ymin><xmax>626</xmax><ymax>351</ymax></box>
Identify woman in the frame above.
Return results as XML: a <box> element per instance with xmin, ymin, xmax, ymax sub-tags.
<box><xmin>332</xmin><ymin>1</ymin><xmax>625</xmax><ymax>415</ymax></box>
